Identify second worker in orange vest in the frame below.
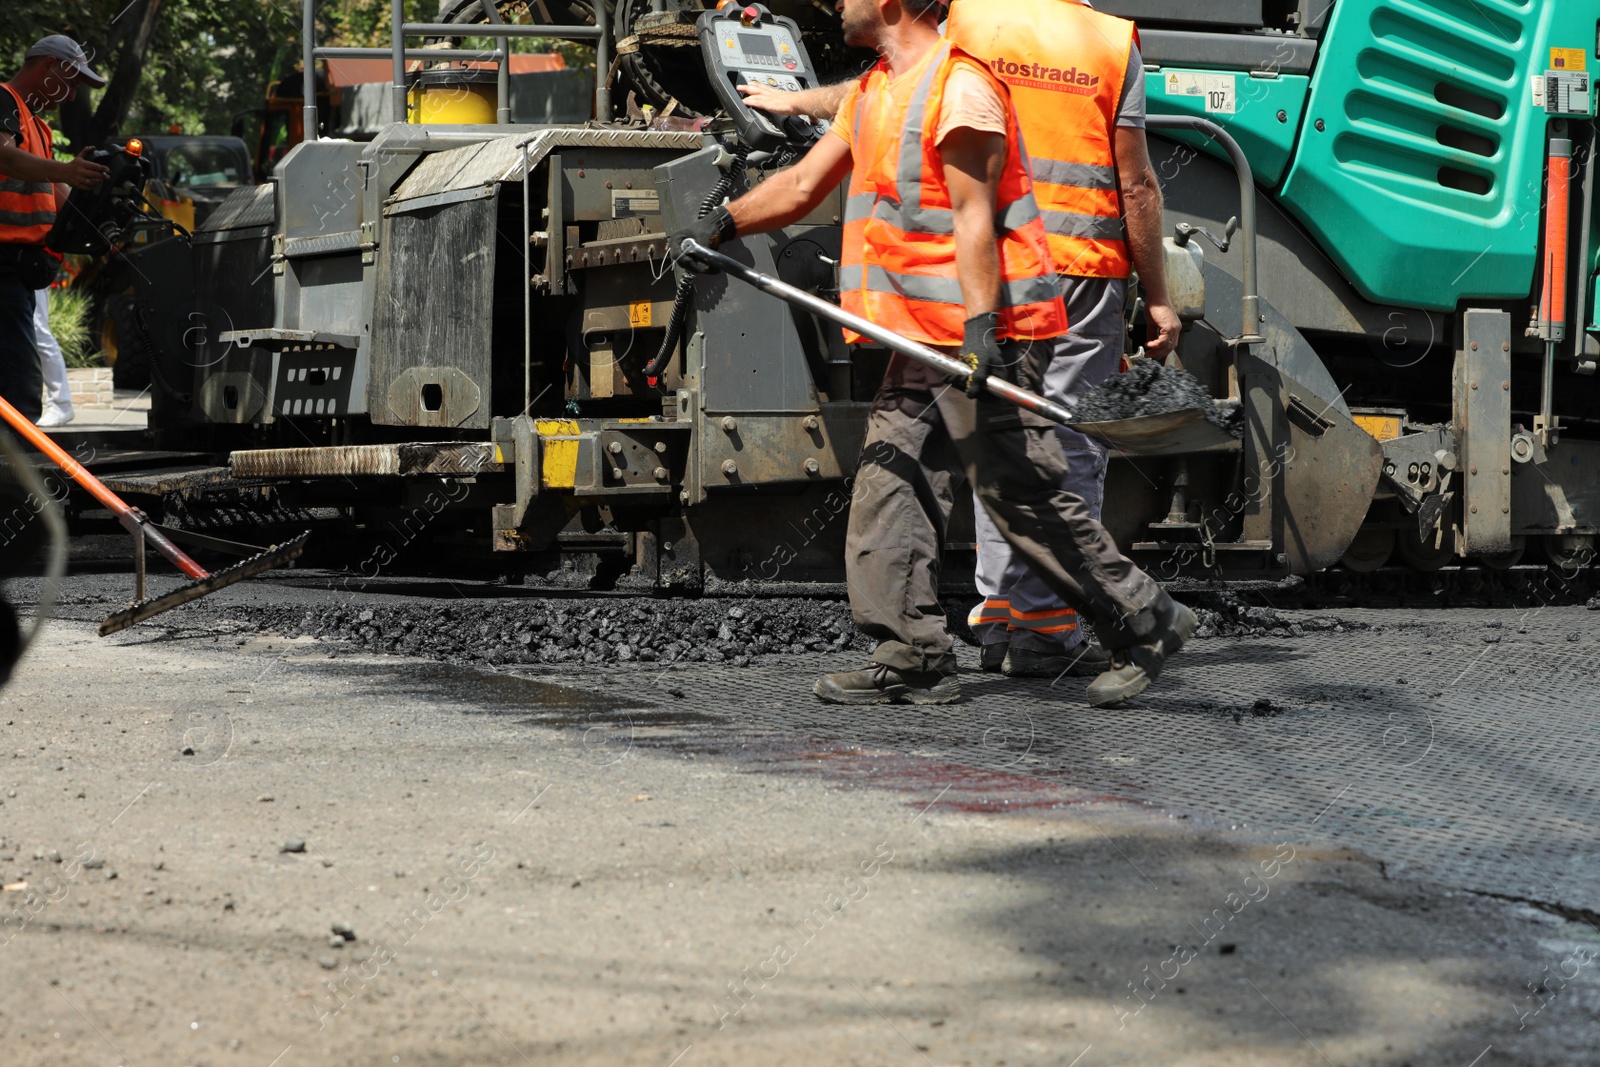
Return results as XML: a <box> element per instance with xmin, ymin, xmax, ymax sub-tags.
<box><xmin>670</xmin><ymin>0</ymin><xmax>1193</xmax><ymax>707</ymax></box>
<box><xmin>742</xmin><ymin>0</ymin><xmax>1182</xmax><ymax>682</ymax></box>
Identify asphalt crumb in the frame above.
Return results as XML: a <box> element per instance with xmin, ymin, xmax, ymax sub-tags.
<box><xmin>1074</xmin><ymin>357</ymin><xmax>1242</xmax><ymax>438</ymax></box>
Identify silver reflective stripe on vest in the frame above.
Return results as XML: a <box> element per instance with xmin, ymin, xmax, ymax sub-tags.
<box><xmin>0</xmin><ymin>209</ymin><xmax>55</xmax><ymax>227</ymax></box>
<box><xmin>0</xmin><ymin>178</ymin><xmax>55</xmax><ymax>196</ymax></box>
<box><xmin>846</xmin><ymin>186</ymin><xmax>1041</xmax><ymax>236</ymax></box>
<box><xmin>893</xmin><ymin>41</ymin><xmax>951</xmax><ymax>228</ymax></box>
<box><xmin>1030</xmin><ymin>157</ymin><xmax>1116</xmax><ymax>192</ymax></box>
<box><xmin>863</xmin><ymin>264</ymin><xmax>1060</xmax><ymax>309</ymax></box>
<box><xmin>1043</xmin><ymin>209</ymin><xmax>1126</xmax><ymax>241</ymax></box>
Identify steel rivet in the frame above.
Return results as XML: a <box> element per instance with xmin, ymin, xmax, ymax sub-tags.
<box><xmin>1277</xmin><ymin>110</ymin><xmax>1287</xmax><ymax>123</ymax></box>
<box><xmin>721</xmin><ymin>416</ymin><xmax>737</xmax><ymax>432</ymax></box>
<box><xmin>1470</xmin><ymin>465</ymin><xmax>1478</xmax><ymax>474</ymax></box>
<box><xmin>1315</xmin><ymin>118</ymin><xmax>1326</xmax><ymax>131</ymax></box>
<box><xmin>1501</xmin><ymin>381</ymin><xmax>1509</xmax><ymax>390</ymax></box>
<box><xmin>1470</xmin><ymin>380</ymin><xmax>1479</xmax><ymax>389</ymax></box>
<box><xmin>721</xmin><ymin>459</ymin><xmax>738</xmax><ymax>476</ymax></box>
<box><xmin>1471</xmin><ymin>343</ymin><xmax>1478</xmax><ymax>351</ymax></box>
<box><xmin>1470</xmin><ymin>505</ymin><xmax>1479</xmax><ymax>514</ymax></box>
<box><xmin>802</xmin><ymin>415</ymin><xmax>820</xmax><ymax>431</ymax></box>
<box><xmin>1502</xmin><ymin>506</ymin><xmax>1510</xmax><ymax>514</ymax></box>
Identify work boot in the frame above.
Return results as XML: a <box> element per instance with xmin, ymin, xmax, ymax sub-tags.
<box><xmin>814</xmin><ymin>663</ymin><xmax>961</xmax><ymax>705</ymax></box>
<box><xmin>979</xmin><ymin>641</ymin><xmax>1008</xmax><ymax>672</ymax></box>
<box><xmin>1085</xmin><ymin>597</ymin><xmax>1197</xmax><ymax>707</ymax></box>
<box><xmin>1003</xmin><ymin>640</ymin><xmax>1112</xmax><ymax>679</ymax></box>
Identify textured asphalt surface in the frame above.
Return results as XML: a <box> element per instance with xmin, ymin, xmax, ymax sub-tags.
<box><xmin>1</xmin><ymin>568</ymin><xmax>1598</xmax><ymax>1066</ymax></box>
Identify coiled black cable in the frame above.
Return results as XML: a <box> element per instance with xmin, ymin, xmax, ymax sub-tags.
<box><xmin>645</xmin><ymin>144</ymin><xmax>750</xmax><ymax>381</ymax></box>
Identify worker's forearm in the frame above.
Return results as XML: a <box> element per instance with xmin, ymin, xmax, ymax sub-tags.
<box><xmin>726</xmin><ymin>166</ymin><xmax>826</xmax><ymax>236</ymax></box>
<box><xmin>952</xmin><ymin>204</ymin><xmax>1002</xmax><ymax>319</ymax></box>
<box><xmin>794</xmin><ymin>81</ymin><xmax>852</xmax><ymax>121</ymax></box>
<box><xmin>1122</xmin><ymin>166</ymin><xmax>1171</xmax><ymax>306</ymax></box>
<box><xmin>0</xmin><ymin>144</ymin><xmax>61</xmax><ymax>184</ymax></box>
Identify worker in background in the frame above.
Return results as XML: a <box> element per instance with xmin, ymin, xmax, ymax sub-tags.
<box><xmin>673</xmin><ymin>0</ymin><xmax>1193</xmax><ymax>707</ymax></box>
<box><xmin>0</xmin><ymin>36</ymin><xmax>107</xmax><ymax>423</ymax></box>
<box><xmin>739</xmin><ymin>0</ymin><xmax>1178</xmax><ymax>681</ymax></box>
<box><xmin>36</xmin><ymin>289</ymin><xmax>74</xmax><ymax>426</ymax></box>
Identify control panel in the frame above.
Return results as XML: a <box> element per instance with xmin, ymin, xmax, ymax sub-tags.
<box><xmin>697</xmin><ymin>4</ymin><xmax>823</xmax><ymax>151</ymax></box>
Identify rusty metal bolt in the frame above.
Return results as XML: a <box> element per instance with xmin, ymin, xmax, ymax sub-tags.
<box><xmin>802</xmin><ymin>415</ymin><xmax>820</xmax><ymax>431</ymax></box>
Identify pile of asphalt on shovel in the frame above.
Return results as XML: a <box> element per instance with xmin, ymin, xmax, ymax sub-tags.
<box><xmin>1073</xmin><ymin>356</ymin><xmax>1245</xmax><ymax>437</ymax></box>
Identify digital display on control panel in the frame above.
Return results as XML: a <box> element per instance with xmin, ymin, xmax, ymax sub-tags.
<box><xmin>738</xmin><ymin>32</ymin><xmax>777</xmax><ymax>57</ymax></box>
<box><xmin>718</xmin><ymin>23</ymin><xmax>802</xmax><ymax>71</ymax></box>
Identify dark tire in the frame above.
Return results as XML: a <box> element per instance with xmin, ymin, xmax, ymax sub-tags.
<box><xmin>106</xmin><ymin>294</ymin><xmax>150</xmax><ymax>390</ymax></box>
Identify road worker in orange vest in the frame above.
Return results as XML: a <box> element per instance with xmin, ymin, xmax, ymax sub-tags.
<box><xmin>672</xmin><ymin>0</ymin><xmax>1193</xmax><ymax>706</ymax></box>
<box><xmin>740</xmin><ymin>0</ymin><xmax>1178</xmax><ymax>683</ymax></box>
<box><xmin>0</xmin><ymin>36</ymin><xmax>108</xmax><ymax>423</ymax></box>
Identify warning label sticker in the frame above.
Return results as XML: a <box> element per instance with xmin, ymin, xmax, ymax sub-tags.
<box><xmin>611</xmin><ymin>189</ymin><xmax>660</xmax><ymax>219</ymax></box>
<box><xmin>1535</xmin><ymin>69</ymin><xmax>1593</xmax><ymax>115</ymax></box>
<box><xmin>1164</xmin><ymin>72</ymin><xmax>1236</xmax><ymax>115</ymax></box>
<box><xmin>1551</xmin><ymin>47</ymin><xmax>1587</xmax><ymax>72</ymax></box>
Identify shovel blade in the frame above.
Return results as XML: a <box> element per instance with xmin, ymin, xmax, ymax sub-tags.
<box><xmin>98</xmin><ymin>532</ymin><xmax>309</xmax><ymax>636</ymax></box>
<box><xmin>1074</xmin><ymin>409</ymin><xmax>1242</xmax><ymax>456</ymax></box>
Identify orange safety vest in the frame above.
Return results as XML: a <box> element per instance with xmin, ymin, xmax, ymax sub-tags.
<box><xmin>0</xmin><ymin>84</ymin><xmax>57</xmax><ymax>246</ymax></box>
<box><xmin>946</xmin><ymin>0</ymin><xmax>1135</xmax><ymax>279</ymax></box>
<box><xmin>838</xmin><ymin>41</ymin><xmax>1067</xmax><ymax>347</ymax></box>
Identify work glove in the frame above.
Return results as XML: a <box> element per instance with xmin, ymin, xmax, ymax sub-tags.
<box><xmin>668</xmin><ymin>205</ymin><xmax>737</xmax><ymax>275</ymax></box>
<box><xmin>961</xmin><ymin>311</ymin><xmax>1005</xmax><ymax>398</ymax></box>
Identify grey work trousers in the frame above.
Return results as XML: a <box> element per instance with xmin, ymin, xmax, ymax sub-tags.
<box><xmin>844</xmin><ymin>341</ymin><xmax>1162</xmax><ymax>675</ymax></box>
<box><xmin>973</xmin><ymin>276</ymin><xmax>1125</xmax><ymax>652</ymax></box>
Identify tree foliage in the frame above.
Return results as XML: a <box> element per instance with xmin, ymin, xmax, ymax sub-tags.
<box><xmin>0</xmin><ymin>0</ymin><xmax>568</xmax><ymax>150</ymax></box>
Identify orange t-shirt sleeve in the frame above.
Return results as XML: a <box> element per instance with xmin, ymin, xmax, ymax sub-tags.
<box><xmin>935</xmin><ymin>61</ymin><xmax>1008</xmax><ymax>145</ymax></box>
<box><xmin>828</xmin><ymin>81</ymin><xmax>865</xmax><ymax>148</ymax></box>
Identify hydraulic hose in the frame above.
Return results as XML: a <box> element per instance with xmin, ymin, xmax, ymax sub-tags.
<box><xmin>645</xmin><ymin>144</ymin><xmax>750</xmax><ymax>382</ymax></box>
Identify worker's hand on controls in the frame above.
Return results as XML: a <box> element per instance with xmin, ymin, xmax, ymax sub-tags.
<box><xmin>1145</xmin><ymin>302</ymin><xmax>1182</xmax><ymax>358</ymax></box>
<box><xmin>736</xmin><ymin>82</ymin><xmax>807</xmax><ymax>117</ymax></box>
<box><xmin>961</xmin><ymin>312</ymin><xmax>1007</xmax><ymax>398</ymax></box>
<box><xmin>60</xmin><ymin>152</ymin><xmax>109</xmax><ymax>191</ymax></box>
<box><xmin>668</xmin><ymin>205</ymin><xmax>737</xmax><ymax>275</ymax></box>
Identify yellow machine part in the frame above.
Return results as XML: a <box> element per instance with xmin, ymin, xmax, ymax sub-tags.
<box><xmin>408</xmin><ymin>77</ymin><xmax>498</xmax><ymax>125</ymax></box>
<box><xmin>1353</xmin><ymin>414</ymin><xmax>1403</xmax><ymax>442</ymax></box>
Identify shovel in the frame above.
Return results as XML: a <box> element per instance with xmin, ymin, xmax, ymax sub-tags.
<box><xmin>677</xmin><ymin>238</ymin><xmax>1227</xmax><ymax>452</ymax></box>
<box><xmin>0</xmin><ymin>395</ymin><xmax>307</xmax><ymax>636</ymax></box>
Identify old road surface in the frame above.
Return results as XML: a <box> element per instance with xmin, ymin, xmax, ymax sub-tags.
<box><xmin>1</xmin><ymin>570</ymin><xmax>1598</xmax><ymax>1067</ymax></box>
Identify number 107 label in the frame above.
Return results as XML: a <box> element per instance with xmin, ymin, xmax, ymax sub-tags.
<box><xmin>1165</xmin><ymin>72</ymin><xmax>1237</xmax><ymax>115</ymax></box>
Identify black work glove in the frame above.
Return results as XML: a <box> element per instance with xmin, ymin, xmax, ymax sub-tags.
<box><xmin>668</xmin><ymin>205</ymin><xmax>737</xmax><ymax>274</ymax></box>
<box><xmin>961</xmin><ymin>311</ymin><xmax>1005</xmax><ymax>398</ymax></box>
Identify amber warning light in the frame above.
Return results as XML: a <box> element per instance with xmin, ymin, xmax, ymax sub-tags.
<box><xmin>124</xmin><ymin>138</ymin><xmax>144</xmax><ymax>158</ymax></box>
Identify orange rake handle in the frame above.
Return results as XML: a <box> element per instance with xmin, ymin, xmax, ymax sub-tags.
<box><xmin>0</xmin><ymin>394</ymin><xmax>209</xmax><ymax>581</ymax></box>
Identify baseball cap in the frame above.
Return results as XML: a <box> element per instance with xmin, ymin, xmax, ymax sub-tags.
<box><xmin>25</xmin><ymin>35</ymin><xmax>107</xmax><ymax>89</ymax></box>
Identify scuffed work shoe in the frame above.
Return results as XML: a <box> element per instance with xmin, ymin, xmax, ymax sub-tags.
<box><xmin>1002</xmin><ymin>641</ymin><xmax>1112</xmax><ymax>679</ymax></box>
<box><xmin>979</xmin><ymin>642</ymin><xmax>1008</xmax><ymax>672</ymax></box>
<box><xmin>1085</xmin><ymin>599</ymin><xmax>1197</xmax><ymax>707</ymax></box>
<box><xmin>814</xmin><ymin>663</ymin><xmax>962</xmax><ymax>705</ymax></box>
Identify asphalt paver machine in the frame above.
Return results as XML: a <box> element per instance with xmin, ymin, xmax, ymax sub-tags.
<box><xmin>119</xmin><ymin>0</ymin><xmax>1598</xmax><ymax>590</ymax></box>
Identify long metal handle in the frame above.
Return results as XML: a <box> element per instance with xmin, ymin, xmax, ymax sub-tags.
<box><xmin>1145</xmin><ymin>115</ymin><xmax>1263</xmax><ymax>345</ymax></box>
<box><xmin>0</xmin><ymin>395</ymin><xmax>209</xmax><ymax>581</ymax></box>
<box><xmin>679</xmin><ymin>239</ymin><xmax>1077</xmax><ymax>425</ymax></box>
